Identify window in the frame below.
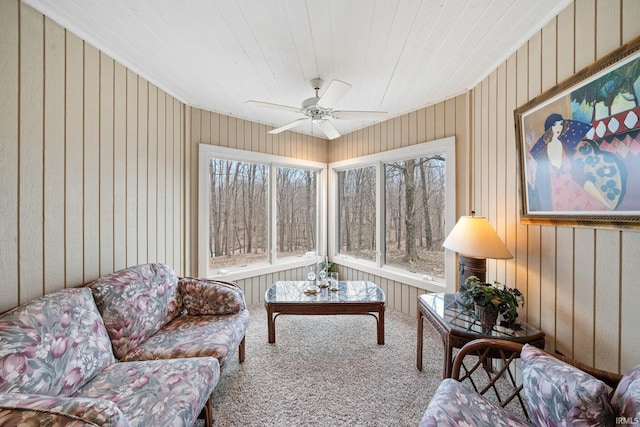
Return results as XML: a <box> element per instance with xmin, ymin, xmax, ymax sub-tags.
<box><xmin>330</xmin><ymin>138</ymin><xmax>456</xmax><ymax>292</ymax></box>
<box><xmin>198</xmin><ymin>145</ymin><xmax>326</xmax><ymax>279</ymax></box>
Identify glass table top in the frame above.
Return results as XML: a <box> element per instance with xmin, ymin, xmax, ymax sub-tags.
<box><xmin>266</xmin><ymin>281</ymin><xmax>385</xmax><ymax>304</ymax></box>
<box><xmin>419</xmin><ymin>293</ymin><xmax>542</xmax><ymax>339</ymax></box>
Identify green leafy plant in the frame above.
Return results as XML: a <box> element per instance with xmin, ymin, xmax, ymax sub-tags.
<box><xmin>460</xmin><ymin>276</ymin><xmax>525</xmax><ymax>326</ymax></box>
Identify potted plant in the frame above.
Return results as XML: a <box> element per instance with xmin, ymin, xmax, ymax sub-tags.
<box><xmin>459</xmin><ymin>275</ymin><xmax>525</xmax><ymax>328</ymax></box>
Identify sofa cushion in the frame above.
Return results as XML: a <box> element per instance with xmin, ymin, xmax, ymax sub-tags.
<box><xmin>121</xmin><ymin>310</ymin><xmax>250</xmax><ymax>368</ymax></box>
<box><xmin>0</xmin><ymin>288</ymin><xmax>115</xmax><ymax>397</ymax></box>
<box><xmin>521</xmin><ymin>344</ymin><xmax>614</xmax><ymax>426</ymax></box>
<box><xmin>89</xmin><ymin>263</ymin><xmax>182</xmax><ymax>359</ymax></box>
<box><xmin>419</xmin><ymin>378</ymin><xmax>532</xmax><ymax>427</ymax></box>
<box><xmin>178</xmin><ymin>278</ymin><xmax>246</xmax><ymax>315</ymax></box>
<box><xmin>73</xmin><ymin>357</ymin><xmax>219</xmax><ymax>427</ymax></box>
<box><xmin>612</xmin><ymin>365</ymin><xmax>640</xmax><ymax>421</ymax></box>
<box><xmin>0</xmin><ymin>392</ymin><xmax>129</xmax><ymax>427</ymax></box>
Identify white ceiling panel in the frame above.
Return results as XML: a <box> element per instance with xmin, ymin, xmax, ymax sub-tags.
<box><xmin>23</xmin><ymin>0</ymin><xmax>573</xmax><ymax>140</ymax></box>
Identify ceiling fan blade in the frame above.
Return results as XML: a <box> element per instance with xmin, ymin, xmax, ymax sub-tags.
<box><xmin>317</xmin><ymin>80</ymin><xmax>351</xmax><ymax>109</ymax></box>
<box><xmin>318</xmin><ymin>120</ymin><xmax>341</xmax><ymax>140</ymax></box>
<box><xmin>332</xmin><ymin>110</ymin><xmax>388</xmax><ymax>120</ymax></box>
<box><xmin>246</xmin><ymin>100</ymin><xmax>302</xmax><ymax>114</ymax></box>
<box><xmin>268</xmin><ymin>117</ymin><xmax>309</xmax><ymax>134</ymax></box>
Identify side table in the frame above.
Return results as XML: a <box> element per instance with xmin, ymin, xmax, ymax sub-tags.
<box><xmin>417</xmin><ymin>293</ymin><xmax>545</xmax><ymax>378</ymax></box>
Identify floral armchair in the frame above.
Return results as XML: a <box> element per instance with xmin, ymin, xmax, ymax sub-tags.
<box><xmin>420</xmin><ymin>338</ymin><xmax>639</xmax><ymax>426</ymax></box>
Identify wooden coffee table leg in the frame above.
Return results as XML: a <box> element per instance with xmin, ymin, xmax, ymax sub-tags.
<box><xmin>377</xmin><ymin>306</ymin><xmax>385</xmax><ymax>345</ymax></box>
<box><xmin>417</xmin><ymin>311</ymin><xmax>423</xmax><ymax>371</ymax></box>
<box><xmin>266</xmin><ymin>305</ymin><xmax>276</xmax><ymax>343</ymax></box>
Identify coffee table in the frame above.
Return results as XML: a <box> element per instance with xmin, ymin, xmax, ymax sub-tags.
<box><xmin>417</xmin><ymin>293</ymin><xmax>545</xmax><ymax>377</ymax></box>
<box><xmin>265</xmin><ymin>280</ymin><xmax>386</xmax><ymax>345</ymax></box>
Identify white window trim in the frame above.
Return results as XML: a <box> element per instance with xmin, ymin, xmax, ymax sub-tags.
<box><xmin>328</xmin><ymin>137</ymin><xmax>456</xmax><ymax>293</ymax></box>
<box><xmin>198</xmin><ymin>144</ymin><xmax>327</xmax><ymax>281</ymax></box>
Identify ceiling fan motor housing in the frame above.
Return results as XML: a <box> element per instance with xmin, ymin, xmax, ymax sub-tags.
<box><xmin>302</xmin><ymin>96</ymin><xmax>331</xmax><ymax>121</ymax></box>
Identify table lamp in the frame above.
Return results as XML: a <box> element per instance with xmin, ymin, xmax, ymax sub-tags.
<box><xmin>442</xmin><ymin>211</ymin><xmax>512</xmax><ymax>291</ymax></box>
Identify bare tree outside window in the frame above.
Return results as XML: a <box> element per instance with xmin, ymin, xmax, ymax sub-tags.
<box><xmin>385</xmin><ymin>155</ymin><xmax>446</xmax><ymax>277</ymax></box>
<box><xmin>208</xmin><ymin>159</ymin><xmax>268</xmax><ymax>271</ymax></box>
<box><xmin>337</xmin><ymin>166</ymin><xmax>376</xmax><ymax>261</ymax></box>
<box><xmin>276</xmin><ymin>167</ymin><xmax>317</xmax><ymax>259</ymax></box>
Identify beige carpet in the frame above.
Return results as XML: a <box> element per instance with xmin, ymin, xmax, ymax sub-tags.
<box><xmin>207</xmin><ymin>304</ymin><xmax>444</xmax><ymax>427</ymax></box>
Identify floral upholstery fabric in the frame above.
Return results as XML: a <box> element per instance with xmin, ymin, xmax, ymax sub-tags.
<box><xmin>73</xmin><ymin>357</ymin><xmax>219</xmax><ymax>427</ymax></box>
<box><xmin>419</xmin><ymin>378</ymin><xmax>532</xmax><ymax>427</ymax></box>
<box><xmin>88</xmin><ymin>263</ymin><xmax>182</xmax><ymax>360</ymax></box>
<box><xmin>612</xmin><ymin>365</ymin><xmax>640</xmax><ymax>421</ymax></box>
<box><xmin>0</xmin><ymin>288</ymin><xmax>115</xmax><ymax>397</ymax></box>
<box><xmin>0</xmin><ymin>392</ymin><xmax>129</xmax><ymax>426</ymax></box>
<box><xmin>121</xmin><ymin>310</ymin><xmax>250</xmax><ymax>368</ymax></box>
<box><xmin>178</xmin><ymin>278</ymin><xmax>246</xmax><ymax>315</ymax></box>
<box><xmin>521</xmin><ymin>344</ymin><xmax>614</xmax><ymax>426</ymax></box>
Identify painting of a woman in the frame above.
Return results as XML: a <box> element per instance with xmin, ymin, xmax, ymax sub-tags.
<box><xmin>527</xmin><ymin>113</ymin><xmax>626</xmax><ymax>213</ymax></box>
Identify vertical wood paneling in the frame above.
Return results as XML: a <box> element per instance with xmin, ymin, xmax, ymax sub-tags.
<box><xmin>99</xmin><ymin>53</ymin><xmax>114</xmax><ymax>276</ymax></box>
<box><xmin>505</xmin><ymin>56</ymin><xmax>517</xmax><ymax>288</ymax></box>
<box><xmin>84</xmin><ymin>43</ymin><xmax>100</xmax><ymax>282</ymax></box>
<box><xmin>621</xmin><ymin>232</ymin><xmax>640</xmax><ymax>372</ymax></box>
<box><xmin>126</xmin><ymin>70</ymin><xmax>138</xmax><ymax>267</ymax></box>
<box><xmin>113</xmin><ymin>62</ymin><xmax>127</xmax><ymax>270</ymax></box>
<box><xmin>148</xmin><ymin>85</ymin><xmax>158</xmax><ymax>266</ymax></box>
<box><xmin>467</xmin><ymin>0</ymin><xmax>640</xmax><ymax>370</ymax></box>
<box><xmin>19</xmin><ymin>3</ymin><xmax>44</xmax><ymax>302</ymax></box>
<box><xmin>137</xmin><ymin>79</ymin><xmax>148</xmax><ymax>264</ymax></box>
<box><xmin>44</xmin><ymin>16</ymin><xmax>65</xmax><ymax>293</ymax></box>
<box><xmin>594</xmin><ymin>230</ymin><xmax>620</xmax><ymax>372</ymax></box>
<box><xmin>2</xmin><ymin>4</ymin><xmax>186</xmax><ymax>312</ymax></box>
<box><xmin>165</xmin><ymin>95</ymin><xmax>174</xmax><ymax>268</ymax></box>
<box><xmin>622</xmin><ymin>0</ymin><xmax>640</xmax><ymax>42</ymax></box>
<box><xmin>65</xmin><ymin>32</ymin><xmax>84</xmax><ymax>287</ymax></box>
<box><xmin>555</xmin><ymin>227</ymin><xmax>574</xmax><ymax>356</ymax></box>
<box><xmin>0</xmin><ymin>0</ymin><xmax>19</xmax><ymax>312</ymax></box>
<box><xmin>157</xmin><ymin>90</ymin><xmax>166</xmax><ymax>263</ymax></box>
<box><xmin>596</xmin><ymin>0</ymin><xmax>621</xmax><ymax>57</ymax></box>
<box><xmin>572</xmin><ymin>229</ymin><xmax>595</xmax><ymax>365</ymax></box>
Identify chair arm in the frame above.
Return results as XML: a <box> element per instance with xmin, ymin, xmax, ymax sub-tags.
<box><xmin>0</xmin><ymin>392</ymin><xmax>130</xmax><ymax>427</ymax></box>
<box><xmin>178</xmin><ymin>277</ymin><xmax>247</xmax><ymax>315</ymax></box>
<box><xmin>451</xmin><ymin>338</ymin><xmax>623</xmax><ymax>389</ymax></box>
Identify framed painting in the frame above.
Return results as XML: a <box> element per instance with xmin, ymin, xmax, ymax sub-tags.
<box><xmin>515</xmin><ymin>36</ymin><xmax>640</xmax><ymax>228</ymax></box>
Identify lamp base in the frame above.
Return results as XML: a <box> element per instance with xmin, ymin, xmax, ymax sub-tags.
<box><xmin>457</xmin><ymin>255</ymin><xmax>486</xmax><ymax>290</ymax></box>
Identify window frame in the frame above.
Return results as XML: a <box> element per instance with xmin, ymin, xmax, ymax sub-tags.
<box><xmin>328</xmin><ymin>137</ymin><xmax>456</xmax><ymax>293</ymax></box>
<box><xmin>198</xmin><ymin>144</ymin><xmax>327</xmax><ymax>280</ymax></box>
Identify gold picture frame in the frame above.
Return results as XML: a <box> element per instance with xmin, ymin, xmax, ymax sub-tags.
<box><xmin>514</xmin><ymin>36</ymin><xmax>640</xmax><ymax>229</ymax></box>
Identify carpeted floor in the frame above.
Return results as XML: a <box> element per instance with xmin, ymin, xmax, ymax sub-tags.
<box><xmin>206</xmin><ymin>304</ymin><xmax>444</xmax><ymax>427</ymax></box>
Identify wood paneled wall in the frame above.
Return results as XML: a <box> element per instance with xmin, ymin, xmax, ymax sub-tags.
<box><xmin>472</xmin><ymin>0</ymin><xmax>640</xmax><ymax>374</ymax></box>
<box><xmin>0</xmin><ymin>1</ymin><xmax>185</xmax><ymax>312</ymax></box>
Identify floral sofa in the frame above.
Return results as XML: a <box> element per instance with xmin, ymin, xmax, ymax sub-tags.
<box><xmin>87</xmin><ymin>263</ymin><xmax>250</xmax><ymax>369</ymax></box>
<box><xmin>0</xmin><ymin>287</ymin><xmax>219</xmax><ymax>426</ymax></box>
<box><xmin>420</xmin><ymin>338</ymin><xmax>640</xmax><ymax>426</ymax></box>
<box><xmin>0</xmin><ymin>263</ymin><xmax>250</xmax><ymax>426</ymax></box>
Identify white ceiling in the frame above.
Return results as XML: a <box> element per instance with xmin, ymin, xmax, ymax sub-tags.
<box><xmin>24</xmin><ymin>0</ymin><xmax>572</xmax><ymax>140</ymax></box>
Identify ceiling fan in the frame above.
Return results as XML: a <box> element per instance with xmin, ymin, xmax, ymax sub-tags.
<box><xmin>246</xmin><ymin>78</ymin><xmax>387</xmax><ymax>140</ymax></box>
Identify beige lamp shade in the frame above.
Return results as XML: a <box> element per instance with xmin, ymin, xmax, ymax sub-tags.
<box><xmin>442</xmin><ymin>214</ymin><xmax>512</xmax><ymax>260</ymax></box>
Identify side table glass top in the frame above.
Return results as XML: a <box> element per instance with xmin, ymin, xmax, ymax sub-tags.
<box><xmin>419</xmin><ymin>293</ymin><xmax>541</xmax><ymax>339</ymax></box>
<box><xmin>266</xmin><ymin>281</ymin><xmax>385</xmax><ymax>303</ymax></box>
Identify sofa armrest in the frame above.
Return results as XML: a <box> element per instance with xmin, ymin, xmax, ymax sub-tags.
<box><xmin>178</xmin><ymin>277</ymin><xmax>247</xmax><ymax>315</ymax></box>
<box><xmin>0</xmin><ymin>393</ymin><xmax>130</xmax><ymax>427</ymax></box>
